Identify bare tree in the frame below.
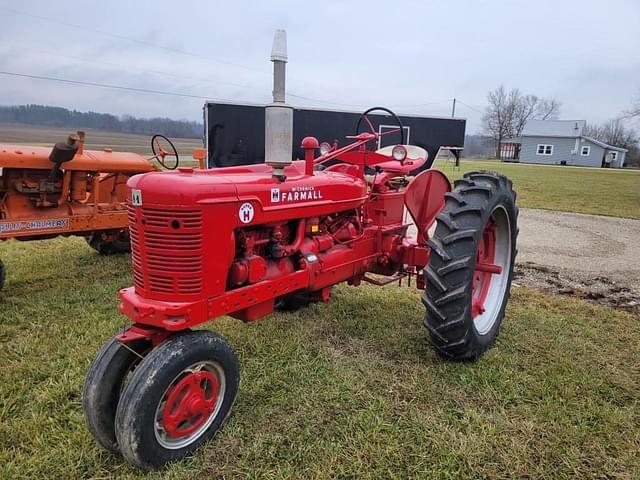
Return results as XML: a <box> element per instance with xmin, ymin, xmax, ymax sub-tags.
<box><xmin>584</xmin><ymin>118</ymin><xmax>638</xmax><ymax>149</ymax></box>
<box><xmin>624</xmin><ymin>89</ymin><xmax>640</xmax><ymax>119</ymax></box>
<box><xmin>584</xmin><ymin>118</ymin><xmax>639</xmax><ymax>167</ymax></box>
<box><xmin>482</xmin><ymin>86</ymin><xmax>517</xmax><ymax>157</ymax></box>
<box><xmin>483</xmin><ymin>86</ymin><xmax>561</xmax><ymax>158</ymax></box>
<box><xmin>512</xmin><ymin>95</ymin><xmax>560</xmax><ymax>137</ymax></box>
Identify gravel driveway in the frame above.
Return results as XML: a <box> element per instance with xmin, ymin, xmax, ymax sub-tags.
<box><xmin>514</xmin><ymin>209</ymin><xmax>640</xmax><ymax>313</ymax></box>
<box><xmin>517</xmin><ymin>208</ymin><xmax>640</xmax><ymax>287</ymax></box>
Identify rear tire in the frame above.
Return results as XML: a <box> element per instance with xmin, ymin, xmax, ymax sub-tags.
<box><xmin>275</xmin><ymin>292</ymin><xmax>316</xmax><ymax>311</ymax></box>
<box><xmin>423</xmin><ymin>171</ymin><xmax>518</xmax><ymax>361</ymax></box>
<box><xmin>115</xmin><ymin>331</ymin><xmax>240</xmax><ymax>470</ymax></box>
<box><xmin>86</xmin><ymin>229</ymin><xmax>130</xmax><ymax>255</ymax></box>
<box><xmin>0</xmin><ymin>259</ymin><xmax>5</xmax><ymax>291</ymax></box>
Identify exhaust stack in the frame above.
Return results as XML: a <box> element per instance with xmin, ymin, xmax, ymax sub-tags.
<box><xmin>265</xmin><ymin>29</ymin><xmax>293</xmax><ymax>180</ymax></box>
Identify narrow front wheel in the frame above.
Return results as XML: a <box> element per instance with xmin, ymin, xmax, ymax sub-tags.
<box><xmin>114</xmin><ymin>331</ymin><xmax>240</xmax><ymax>470</ymax></box>
<box><xmin>83</xmin><ymin>336</ymin><xmax>150</xmax><ymax>452</ymax></box>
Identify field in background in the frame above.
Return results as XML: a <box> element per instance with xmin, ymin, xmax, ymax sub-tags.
<box><xmin>0</xmin><ymin>237</ymin><xmax>639</xmax><ymax>479</ymax></box>
<box><xmin>0</xmin><ymin>123</ymin><xmax>202</xmax><ymax>158</ymax></box>
<box><xmin>434</xmin><ymin>158</ymin><xmax>640</xmax><ymax>219</ymax></box>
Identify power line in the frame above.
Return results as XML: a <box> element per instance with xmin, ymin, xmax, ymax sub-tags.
<box><xmin>25</xmin><ymin>48</ymin><xmax>272</xmax><ymax>95</ymax></box>
<box><xmin>0</xmin><ymin>70</ymin><xmax>224</xmax><ymax>101</ymax></box>
<box><xmin>15</xmin><ymin>49</ymin><xmax>408</xmax><ymax>109</ymax></box>
<box><xmin>0</xmin><ymin>5</ymin><xmax>268</xmax><ymax>74</ymax></box>
<box><xmin>455</xmin><ymin>100</ymin><xmax>485</xmax><ymax>114</ymax></box>
<box><xmin>18</xmin><ymin>47</ymin><xmax>452</xmax><ymax>110</ymax></box>
<box><xmin>8</xmin><ymin>47</ymin><xmax>457</xmax><ymax>111</ymax></box>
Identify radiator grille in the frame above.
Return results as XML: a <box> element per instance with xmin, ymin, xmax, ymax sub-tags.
<box><xmin>128</xmin><ymin>205</ymin><xmax>203</xmax><ymax>296</ymax></box>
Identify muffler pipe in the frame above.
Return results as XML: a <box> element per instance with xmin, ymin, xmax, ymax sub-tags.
<box><xmin>265</xmin><ymin>29</ymin><xmax>293</xmax><ymax>181</ymax></box>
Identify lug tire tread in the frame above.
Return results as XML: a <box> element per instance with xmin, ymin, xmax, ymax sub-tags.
<box><xmin>422</xmin><ymin>171</ymin><xmax>518</xmax><ymax>361</ymax></box>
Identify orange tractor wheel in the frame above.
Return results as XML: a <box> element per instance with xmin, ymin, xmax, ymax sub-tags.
<box><xmin>85</xmin><ymin>230</ymin><xmax>131</xmax><ymax>255</ymax></box>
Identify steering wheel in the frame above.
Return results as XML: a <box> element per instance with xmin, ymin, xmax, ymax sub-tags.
<box><xmin>355</xmin><ymin>107</ymin><xmax>406</xmax><ymax>146</ymax></box>
<box><xmin>151</xmin><ymin>134</ymin><xmax>179</xmax><ymax>170</ymax></box>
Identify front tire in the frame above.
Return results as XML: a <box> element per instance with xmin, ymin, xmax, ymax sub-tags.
<box><xmin>115</xmin><ymin>331</ymin><xmax>240</xmax><ymax>470</ymax></box>
<box><xmin>83</xmin><ymin>336</ymin><xmax>150</xmax><ymax>452</ymax></box>
<box><xmin>423</xmin><ymin>171</ymin><xmax>518</xmax><ymax>361</ymax></box>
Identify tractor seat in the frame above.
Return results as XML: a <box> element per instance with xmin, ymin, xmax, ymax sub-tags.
<box><xmin>374</xmin><ymin>145</ymin><xmax>428</xmax><ymax>174</ymax></box>
<box><xmin>376</xmin><ymin>145</ymin><xmax>427</xmax><ymax>160</ymax></box>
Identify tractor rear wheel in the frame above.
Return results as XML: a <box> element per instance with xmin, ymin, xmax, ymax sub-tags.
<box><xmin>83</xmin><ymin>336</ymin><xmax>150</xmax><ymax>452</ymax></box>
<box><xmin>86</xmin><ymin>229</ymin><xmax>130</xmax><ymax>255</ymax></box>
<box><xmin>114</xmin><ymin>331</ymin><xmax>240</xmax><ymax>470</ymax></box>
<box><xmin>422</xmin><ymin>171</ymin><xmax>518</xmax><ymax>361</ymax></box>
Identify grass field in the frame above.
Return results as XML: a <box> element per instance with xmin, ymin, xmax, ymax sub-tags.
<box><xmin>434</xmin><ymin>158</ymin><xmax>640</xmax><ymax>219</ymax></box>
<box><xmin>1</xmin><ymin>237</ymin><xmax>639</xmax><ymax>479</ymax></box>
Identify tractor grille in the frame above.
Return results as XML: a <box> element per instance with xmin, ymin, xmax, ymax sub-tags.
<box><xmin>128</xmin><ymin>205</ymin><xmax>203</xmax><ymax>296</ymax></box>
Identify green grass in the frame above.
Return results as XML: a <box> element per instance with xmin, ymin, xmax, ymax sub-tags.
<box><xmin>1</xmin><ymin>238</ymin><xmax>639</xmax><ymax>479</ymax></box>
<box><xmin>434</xmin><ymin>158</ymin><xmax>640</xmax><ymax>219</ymax></box>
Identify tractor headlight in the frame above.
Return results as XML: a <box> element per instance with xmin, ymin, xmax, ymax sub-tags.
<box><xmin>392</xmin><ymin>145</ymin><xmax>407</xmax><ymax>162</ymax></box>
<box><xmin>319</xmin><ymin>142</ymin><xmax>331</xmax><ymax>156</ymax></box>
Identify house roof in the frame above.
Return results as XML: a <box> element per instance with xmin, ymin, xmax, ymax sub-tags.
<box><xmin>583</xmin><ymin>136</ymin><xmax>628</xmax><ymax>152</ymax></box>
<box><xmin>521</xmin><ymin>119</ymin><xmax>585</xmax><ymax>137</ymax></box>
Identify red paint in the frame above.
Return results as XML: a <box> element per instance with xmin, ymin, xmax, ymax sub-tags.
<box><xmin>115</xmin><ymin>324</ymin><xmax>172</xmax><ymax>346</ymax></box>
<box><xmin>118</xmin><ymin>130</ymin><xmax>452</xmax><ymax>337</ymax></box>
<box><xmin>404</xmin><ymin>170</ymin><xmax>451</xmax><ymax>241</ymax></box>
<box><xmin>472</xmin><ymin>219</ymin><xmax>502</xmax><ymax>318</ymax></box>
<box><xmin>161</xmin><ymin>370</ymin><xmax>219</xmax><ymax>438</ymax></box>
<box><xmin>301</xmin><ymin>136</ymin><xmax>319</xmax><ymax>176</ymax></box>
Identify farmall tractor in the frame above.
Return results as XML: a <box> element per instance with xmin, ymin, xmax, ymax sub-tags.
<box><xmin>83</xmin><ymin>31</ymin><xmax>518</xmax><ymax>470</ymax></box>
<box><xmin>0</xmin><ymin>131</ymin><xmax>187</xmax><ymax>289</ymax></box>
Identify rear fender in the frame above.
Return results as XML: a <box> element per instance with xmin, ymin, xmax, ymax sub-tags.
<box><xmin>404</xmin><ymin>169</ymin><xmax>451</xmax><ymax>240</ymax></box>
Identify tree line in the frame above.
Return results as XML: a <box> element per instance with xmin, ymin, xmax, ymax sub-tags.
<box><xmin>0</xmin><ymin>104</ymin><xmax>203</xmax><ymax>139</ymax></box>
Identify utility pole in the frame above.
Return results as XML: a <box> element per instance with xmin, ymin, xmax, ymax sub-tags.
<box><xmin>451</xmin><ymin>98</ymin><xmax>456</xmax><ymax>118</ymax></box>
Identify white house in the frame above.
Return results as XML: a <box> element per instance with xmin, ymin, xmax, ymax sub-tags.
<box><xmin>500</xmin><ymin>120</ymin><xmax>627</xmax><ymax>168</ymax></box>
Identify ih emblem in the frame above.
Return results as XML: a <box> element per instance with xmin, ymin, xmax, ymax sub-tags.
<box><xmin>131</xmin><ymin>189</ymin><xmax>143</xmax><ymax>206</ymax></box>
<box><xmin>271</xmin><ymin>188</ymin><xmax>280</xmax><ymax>203</ymax></box>
<box><xmin>238</xmin><ymin>202</ymin><xmax>254</xmax><ymax>224</ymax></box>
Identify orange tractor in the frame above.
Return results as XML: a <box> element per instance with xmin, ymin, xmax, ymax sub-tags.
<box><xmin>0</xmin><ymin>132</ymin><xmax>195</xmax><ymax>289</ymax></box>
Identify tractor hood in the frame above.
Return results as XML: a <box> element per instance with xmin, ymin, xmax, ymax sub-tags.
<box><xmin>126</xmin><ymin>160</ymin><xmax>368</xmax><ymax>225</ymax></box>
<box><xmin>0</xmin><ymin>144</ymin><xmax>154</xmax><ymax>173</ymax></box>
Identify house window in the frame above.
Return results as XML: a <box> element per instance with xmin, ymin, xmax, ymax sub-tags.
<box><xmin>536</xmin><ymin>144</ymin><xmax>553</xmax><ymax>156</ymax></box>
<box><xmin>581</xmin><ymin>146</ymin><xmax>591</xmax><ymax>156</ymax></box>
<box><xmin>610</xmin><ymin>151</ymin><xmax>618</xmax><ymax>161</ymax></box>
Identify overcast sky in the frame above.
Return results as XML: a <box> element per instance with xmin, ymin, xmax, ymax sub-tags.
<box><xmin>0</xmin><ymin>0</ymin><xmax>638</xmax><ymax>133</ymax></box>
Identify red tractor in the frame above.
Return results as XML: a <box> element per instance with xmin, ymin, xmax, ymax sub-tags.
<box><xmin>83</xmin><ymin>31</ymin><xmax>518</xmax><ymax>469</ymax></box>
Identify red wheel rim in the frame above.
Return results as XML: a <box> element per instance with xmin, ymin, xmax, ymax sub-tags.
<box><xmin>472</xmin><ymin>218</ymin><xmax>503</xmax><ymax>319</ymax></box>
<box><xmin>161</xmin><ymin>369</ymin><xmax>220</xmax><ymax>440</ymax></box>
